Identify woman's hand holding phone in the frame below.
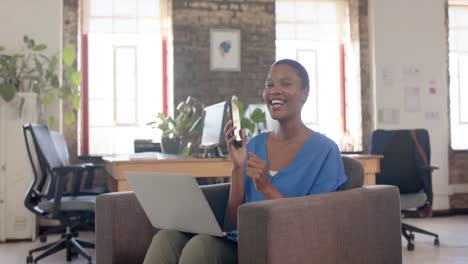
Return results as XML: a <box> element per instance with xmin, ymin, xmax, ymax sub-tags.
<box><xmin>224</xmin><ymin>120</ymin><xmax>247</xmax><ymax>169</ymax></box>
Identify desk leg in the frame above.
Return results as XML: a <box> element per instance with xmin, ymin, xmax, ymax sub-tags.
<box><xmin>364</xmin><ymin>173</ymin><xmax>376</xmax><ymax>186</ymax></box>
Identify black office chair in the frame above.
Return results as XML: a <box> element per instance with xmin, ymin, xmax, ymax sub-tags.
<box><xmin>370</xmin><ymin>129</ymin><xmax>440</xmax><ymax>251</ymax></box>
<box><xmin>23</xmin><ymin>124</ymin><xmax>95</xmax><ymax>263</ymax></box>
<box><xmin>50</xmin><ymin>130</ymin><xmax>107</xmax><ymax>196</ymax></box>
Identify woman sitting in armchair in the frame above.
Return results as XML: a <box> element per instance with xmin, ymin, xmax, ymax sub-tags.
<box><xmin>143</xmin><ymin>59</ymin><xmax>348</xmax><ymax>264</ymax></box>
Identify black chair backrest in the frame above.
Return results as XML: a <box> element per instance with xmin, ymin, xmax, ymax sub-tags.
<box><xmin>371</xmin><ymin>130</ymin><xmax>425</xmax><ymax>194</ymax></box>
<box><xmin>22</xmin><ymin>124</ymin><xmax>50</xmax><ymax>216</ymax></box>
<box><xmin>340</xmin><ymin>156</ymin><xmax>364</xmax><ymax>190</ymax></box>
<box><xmin>30</xmin><ymin>124</ymin><xmax>64</xmax><ymax>169</ymax></box>
<box><xmin>50</xmin><ymin>130</ymin><xmax>70</xmax><ymax>166</ymax></box>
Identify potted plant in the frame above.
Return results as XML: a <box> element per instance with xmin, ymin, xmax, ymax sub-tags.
<box><xmin>231</xmin><ymin>96</ymin><xmax>266</xmax><ymax>138</ymax></box>
<box><xmin>147</xmin><ymin>96</ymin><xmax>204</xmax><ymax>155</ymax></box>
<box><xmin>0</xmin><ymin>35</ymin><xmax>82</xmax><ymax>127</ymax></box>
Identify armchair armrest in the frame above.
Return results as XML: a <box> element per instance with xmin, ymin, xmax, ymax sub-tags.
<box><xmin>95</xmin><ymin>184</ymin><xmax>230</xmax><ymax>264</ymax></box>
<box><xmin>238</xmin><ymin>186</ymin><xmax>402</xmax><ymax>264</ymax></box>
<box><xmin>96</xmin><ymin>192</ymin><xmax>157</xmax><ymax>264</ymax></box>
<box><xmin>421</xmin><ymin>165</ymin><xmax>439</xmax><ymax>171</ymax></box>
<box><xmin>51</xmin><ymin>164</ymin><xmax>87</xmax><ymax>174</ymax></box>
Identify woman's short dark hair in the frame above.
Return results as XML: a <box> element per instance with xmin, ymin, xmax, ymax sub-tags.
<box><xmin>271</xmin><ymin>59</ymin><xmax>310</xmax><ymax>90</ymax></box>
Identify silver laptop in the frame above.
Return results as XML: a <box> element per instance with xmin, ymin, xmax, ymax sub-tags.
<box><xmin>124</xmin><ymin>171</ymin><xmax>228</xmax><ymax>237</ymax></box>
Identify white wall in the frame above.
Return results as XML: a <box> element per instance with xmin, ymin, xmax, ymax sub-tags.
<box><xmin>369</xmin><ymin>0</ymin><xmax>468</xmax><ymax>210</ymax></box>
<box><xmin>0</xmin><ymin>0</ymin><xmax>62</xmax><ymax>127</ymax></box>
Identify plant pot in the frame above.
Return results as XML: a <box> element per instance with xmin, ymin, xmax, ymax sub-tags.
<box><xmin>161</xmin><ymin>137</ymin><xmax>182</xmax><ymax>154</ymax></box>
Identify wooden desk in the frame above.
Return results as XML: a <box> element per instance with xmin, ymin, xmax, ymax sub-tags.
<box><xmin>103</xmin><ymin>153</ymin><xmax>383</xmax><ymax>192</ymax></box>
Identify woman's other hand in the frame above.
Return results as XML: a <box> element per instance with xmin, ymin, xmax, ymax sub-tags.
<box><xmin>224</xmin><ymin>120</ymin><xmax>247</xmax><ymax>169</ymax></box>
<box><xmin>246</xmin><ymin>152</ymin><xmax>270</xmax><ymax>192</ymax></box>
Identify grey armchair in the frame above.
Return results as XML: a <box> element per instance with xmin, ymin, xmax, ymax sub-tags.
<box><xmin>96</xmin><ymin>157</ymin><xmax>402</xmax><ymax>264</ymax></box>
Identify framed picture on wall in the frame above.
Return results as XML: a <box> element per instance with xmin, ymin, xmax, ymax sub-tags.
<box><xmin>210</xmin><ymin>29</ymin><xmax>241</xmax><ymax>71</ymax></box>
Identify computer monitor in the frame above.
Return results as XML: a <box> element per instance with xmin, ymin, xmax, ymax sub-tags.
<box><xmin>199</xmin><ymin>101</ymin><xmax>228</xmax><ymax>154</ymax></box>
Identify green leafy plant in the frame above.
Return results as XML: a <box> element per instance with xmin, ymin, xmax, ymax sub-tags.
<box><xmin>0</xmin><ymin>35</ymin><xmax>82</xmax><ymax>127</ymax></box>
<box><xmin>231</xmin><ymin>96</ymin><xmax>266</xmax><ymax>137</ymax></box>
<box><xmin>147</xmin><ymin>96</ymin><xmax>204</xmax><ymax>155</ymax></box>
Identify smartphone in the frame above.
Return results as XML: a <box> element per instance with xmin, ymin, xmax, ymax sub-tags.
<box><xmin>229</xmin><ymin>96</ymin><xmax>242</xmax><ymax>148</ymax></box>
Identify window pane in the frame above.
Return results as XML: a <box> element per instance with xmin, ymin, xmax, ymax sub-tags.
<box><xmin>276</xmin><ymin>2</ymin><xmax>295</xmax><ymax>21</ymax></box>
<box><xmin>114</xmin><ymin>47</ymin><xmax>137</xmax><ymax>124</ymax></box>
<box><xmin>138</xmin><ymin>19</ymin><xmax>160</xmax><ymax>33</ymax></box>
<box><xmin>298</xmin><ymin>50</ymin><xmax>318</xmax><ymax>124</ymax></box>
<box><xmin>317</xmin><ymin>2</ymin><xmax>337</xmax><ymax>23</ymax></box>
<box><xmin>87</xmin><ymin>0</ymin><xmax>163</xmax><ymax>155</ymax></box>
<box><xmin>114</xmin><ymin>0</ymin><xmax>137</xmax><ymax>17</ymax></box>
<box><xmin>90</xmin><ymin>0</ymin><xmax>113</xmax><ymax>16</ymax></box>
<box><xmin>89</xmin><ymin>127</ymin><xmax>115</xmax><ymax>154</ymax></box>
<box><xmin>295</xmin><ymin>2</ymin><xmax>316</xmax><ymax>22</ymax></box>
<box><xmin>460</xmin><ymin>102</ymin><xmax>468</xmax><ymax>123</ymax></box>
<box><xmin>115</xmin><ymin>47</ymin><xmax>136</xmax><ymax>73</ymax></box>
<box><xmin>88</xmin><ymin>44</ymin><xmax>113</xmax><ymax>74</ymax></box>
<box><xmin>89</xmin><ymin>100</ymin><xmax>114</xmax><ymax>126</ymax></box>
<box><xmin>276</xmin><ymin>24</ymin><xmax>295</xmax><ymax>40</ymax></box>
<box><xmin>114</xmin><ymin>19</ymin><xmax>137</xmax><ymax>33</ymax></box>
<box><xmin>276</xmin><ymin>47</ymin><xmax>297</xmax><ymax>61</ymax></box>
<box><xmin>89</xmin><ymin>19</ymin><xmax>113</xmax><ymax>33</ymax></box>
<box><xmin>138</xmin><ymin>0</ymin><xmax>160</xmax><ymax>17</ymax></box>
<box><xmin>454</xmin><ymin>8</ymin><xmax>468</xmax><ymax>27</ymax></box>
<box><xmin>297</xmin><ymin>50</ymin><xmax>317</xmax><ymax>78</ymax></box>
<box><xmin>296</xmin><ymin>24</ymin><xmax>320</xmax><ymax>41</ymax></box>
<box><xmin>89</xmin><ymin>73</ymin><xmax>113</xmax><ymax>100</ymax></box>
<box><xmin>116</xmin><ymin>100</ymin><xmax>136</xmax><ymax>124</ymax></box>
<box><xmin>319</xmin><ymin>24</ymin><xmax>340</xmax><ymax>41</ymax></box>
<box><xmin>302</xmin><ymin>101</ymin><xmax>317</xmax><ymax>124</ymax></box>
<box><xmin>449</xmin><ymin>5</ymin><xmax>468</xmax><ymax>149</ymax></box>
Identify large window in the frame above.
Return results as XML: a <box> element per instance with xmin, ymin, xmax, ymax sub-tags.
<box><xmin>449</xmin><ymin>4</ymin><xmax>468</xmax><ymax>150</ymax></box>
<box><xmin>276</xmin><ymin>0</ymin><xmax>360</xmax><ymax>150</ymax></box>
<box><xmin>83</xmin><ymin>0</ymin><xmax>164</xmax><ymax>154</ymax></box>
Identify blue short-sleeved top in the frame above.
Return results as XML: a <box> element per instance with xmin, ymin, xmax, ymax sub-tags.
<box><xmin>244</xmin><ymin>132</ymin><xmax>348</xmax><ymax>203</ymax></box>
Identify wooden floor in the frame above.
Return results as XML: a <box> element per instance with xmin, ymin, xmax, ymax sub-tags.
<box><xmin>0</xmin><ymin>215</ymin><xmax>467</xmax><ymax>264</ymax></box>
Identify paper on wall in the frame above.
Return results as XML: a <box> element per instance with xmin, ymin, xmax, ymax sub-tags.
<box><xmin>404</xmin><ymin>86</ymin><xmax>421</xmax><ymax>112</ymax></box>
<box><xmin>378</xmin><ymin>108</ymin><xmax>400</xmax><ymax>124</ymax></box>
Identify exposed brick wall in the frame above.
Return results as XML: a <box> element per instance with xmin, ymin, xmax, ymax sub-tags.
<box><xmin>355</xmin><ymin>0</ymin><xmax>372</xmax><ymax>153</ymax></box>
<box><xmin>171</xmin><ymin>0</ymin><xmax>276</xmax><ymax>108</ymax></box>
<box><xmin>450</xmin><ymin>193</ymin><xmax>468</xmax><ymax>209</ymax></box>
<box><xmin>449</xmin><ymin>151</ymin><xmax>468</xmax><ymax>184</ymax></box>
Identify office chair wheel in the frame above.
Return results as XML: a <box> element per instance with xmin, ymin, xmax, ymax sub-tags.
<box><xmin>26</xmin><ymin>255</ymin><xmax>34</xmax><ymax>264</ymax></box>
<box><xmin>434</xmin><ymin>238</ymin><xmax>440</xmax><ymax>247</ymax></box>
<box><xmin>407</xmin><ymin>242</ymin><xmax>415</xmax><ymax>251</ymax></box>
<box><xmin>39</xmin><ymin>234</ymin><xmax>47</xmax><ymax>243</ymax></box>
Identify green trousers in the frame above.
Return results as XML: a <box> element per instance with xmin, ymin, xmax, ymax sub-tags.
<box><xmin>143</xmin><ymin>230</ymin><xmax>238</xmax><ymax>264</ymax></box>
